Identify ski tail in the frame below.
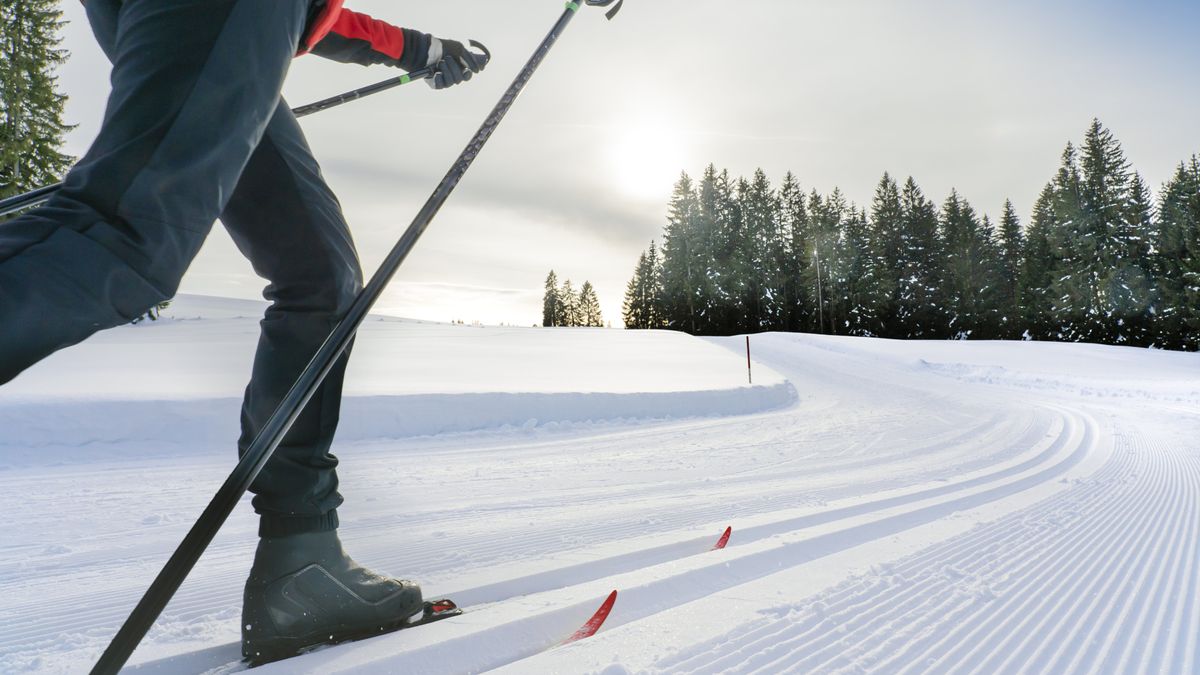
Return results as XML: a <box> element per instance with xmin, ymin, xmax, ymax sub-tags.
<box><xmin>562</xmin><ymin>590</ymin><xmax>618</xmax><ymax>645</ymax></box>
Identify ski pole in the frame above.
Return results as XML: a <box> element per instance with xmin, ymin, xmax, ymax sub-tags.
<box><xmin>0</xmin><ymin>183</ymin><xmax>59</xmax><ymax>218</ymax></box>
<box><xmin>289</xmin><ymin>42</ymin><xmax>490</xmax><ymax>118</ymax></box>
<box><xmin>89</xmin><ymin>2</ymin><xmax>621</xmax><ymax>673</ymax></box>
<box><xmin>0</xmin><ymin>51</ymin><xmax>478</xmax><ymax>219</ymax></box>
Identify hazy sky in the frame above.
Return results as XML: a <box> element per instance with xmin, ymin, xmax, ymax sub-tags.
<box><xmin>54</xmin><ymin>0</ymin><xmax>1200</xmax><ymax>326</ymax></box>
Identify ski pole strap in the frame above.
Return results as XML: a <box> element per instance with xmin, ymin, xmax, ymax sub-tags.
<box><xmin>585</xmin><ymin>0</ymin><xmax>624</xmax><ymax>20</ymax></box>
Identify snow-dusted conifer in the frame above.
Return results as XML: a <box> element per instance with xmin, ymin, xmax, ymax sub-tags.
<box><xmin>660</xmin><ymin>173</ymin><xmax>701</xmax><ymax>333</ymax></box>
<box><xmin>896</xmin><ymin>178</ymin><xmax>945</xmax><ymax>338</ymax></box>
<box><xmin>622</xmin><ymin>251</ymin><xmax>649</xmax><ymax>329</ymax></box>
<box><xmin>0</xmin><ymin>0</ymin><xmax>73</xmax><ymax>207</ymax></box>
<box><xmin>1020</xmin><ymin>185</ymin><xmax>1058</xmax><ymax>339</ymax></box>
<box><xmin>543</xmin><ymin>270</ymin><xmax>561</xmax><ymax>327</ymax></box>
<box><xmin>736</xmin><ymin>169</ymin><xmax>777</xmax><ymax>333</ymax></box>
<box><xmin>867</xmin><ymin>173</ymin><xmax>905</xmax><ymax>336</ymax></box>
<box><xmin>844</xmin><ymin>206</ymin><xmax>885</xmax><ymax>336</ymax></box>
<box><xmin>1153</xmin><ymin>156</ymin><xmax>1200</xmax><ymax>349</ymax></box>
<box><xmin>1045</xmin><ymin>142</ymin><xmax>1087</xmax><ymax>341</ymax></box>
<box><xmin>941</xmin><ymin>191</ymin><xmax>1002</xmax><ymax>338</ymax></box>
<box><xmin>996</xmin><ymin>200</ymin><xmax>1024</xmax><ymax>337</ymax></box>
<box><xmin>778</xmin><ymin>172</ymin><xmax>809</xmax><ymax>332</ymax></box>
<box><xmin>559</xmin><ymin>278</ymin><xmax>579</xmax><ymax>327</ymax></box>
<box><xmin>578</xmin><ymin>281</ymin><xmax>603</xmax><ymax>328</ymax></box>
<box><xmin>1108</xmin><ymin>172</ymin><xmax>1156</xmax><ymax>345</ymax></box>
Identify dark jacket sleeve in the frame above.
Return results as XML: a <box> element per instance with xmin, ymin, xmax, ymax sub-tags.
<box><xmin>307</xmin><ymin>8</ymin><xmax>431</xmax><ymax>71</ymax></box>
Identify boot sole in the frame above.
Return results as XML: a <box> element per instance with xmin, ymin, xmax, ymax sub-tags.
<box><xmin>244</xmin><ymin>599</ymin><xmax>462</xmax><ymax>667</ymax></box>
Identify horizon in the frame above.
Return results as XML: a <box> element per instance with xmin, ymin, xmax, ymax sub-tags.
<box><xmin>52</xmin><ymin>0</ymin><xmax>1200</xmax><ymax>326</ymax></box>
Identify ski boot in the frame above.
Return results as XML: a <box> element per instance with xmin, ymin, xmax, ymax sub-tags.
<box><xmin>241</xmin><ymin>531</ymin><xmax>431</xmax><ymax>665</ymax></box>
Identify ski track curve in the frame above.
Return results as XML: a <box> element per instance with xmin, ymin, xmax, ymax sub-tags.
<box><xmin>0</xmin><ymin>404</ymin><xmax>1046</xmax><ymax>669</ymax></box>
<box><xmin>0</xmin><ymin>407</ymin><xmax>1041</xmax><ymax>657</ymax></box>
<box><xmin>2</xmin><ymin>334</ymin><xmax>1196</xmax><ymax>674</ymax></box>
<box><xmin>641</xmin><ymin>407</ymin><xmax>1198</xmax><ymax>675</ymax></box>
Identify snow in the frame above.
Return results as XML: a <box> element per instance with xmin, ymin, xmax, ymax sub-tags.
<box><xmin>0</xmin><ymin>295</ymin><xmax>792</xmax><ymax>458</ymax></box>
<box><xmin>1</xmin><ymin>297</ymin><xmax>1198</xmax><ymax>674</ymax></box>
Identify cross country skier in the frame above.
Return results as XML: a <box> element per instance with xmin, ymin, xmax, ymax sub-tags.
<box><xmin>0</xmin><ymin>0</ymin><xmax>485</xmax><ymax>663</ymax></box>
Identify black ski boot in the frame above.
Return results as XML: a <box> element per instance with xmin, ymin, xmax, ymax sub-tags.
<box><xmin>241</xmin><ymin>531</ymin><xmax>424</xmax><ymax>665</ymax></box>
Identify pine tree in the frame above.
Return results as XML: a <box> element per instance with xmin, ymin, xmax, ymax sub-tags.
<box><xmin>867</xmin><ymin>173</ymin><xmax>905</xmax><ymax>336</ymax></box>
<box><xmin>645</xmin><ymin>240</ymin><xmax>664</xmax><ymax>327</ymax></box>
<box><xmin>1110</xmin><ymin>173</ymin><xmax>1156</xmax><ymax>345</ymax></box>
<box><xmin>1153</xmin><ymin>156</ymin><xmax>1200</xmax><ymax>350</ymax></box>
<box><xmin>896</xmin><ymin>177</ymin><xmax>945</xmax><ymax>338</ymax></box>
<box><xmin>660</xmin><ymin>173</ymin><xmax>702</xmax><ymax>333</ymax></box>
<box><xmin>1045</xmin><ymin>142</ymin><xmax>1088</xmax><ymax>341</ymax></box>
<box><xmin>778</xmin><ymin>172</ymin><xmax>809</xmax><ymax>332</ymax></box>
<box><xmin>688</xmin><ymin>166</ymin><xmax>723</xmax><ymax>333</ymax></box>
<box><xmin>578</xmin><ymin>281</ymin><xmax>604</xmax><ymax>327</ymax></box>
<box><xmin>0</xmin><ymin>0</ymin><xmax>74</xmax><ymax>207</ymax></box>
<box><xmin>542</xmin><ymin>270</ymin><xmax>561</xmax><ymax>327</ymax></box>
<box><xmin>622</xmin><ymin>251</ymin><xmax>649</xmax><ymax>329</ymax></box>
<box><xmin>803</xmin><ymin>189</ymin><xmax>851</xmax><ymax>334</ymax></box>
<box><xmin>1078</xmin><ymin>119</ymin><xmax>1138</xmax><ymax>343</ymax></box>
<box><xmin>996</xmin><ymin>199</ymin><xmax>1024</xmax><ymax>337</ymax></box>
<box><xmin>1040</xmin><ymin>121</ymin><xmax>1156</xmax><ymax>344</ymax></box>
<box><xmin>709</xmin><ymin>172</ymin><xmax>748</xmax><ymax>334</ymax></box>
<box><xmin>736</xmin><ymin>169</ymin><xmax>777</xmax><ymax>332</ymax></box>
<box><xmin>941</xmin><ymin>190</ymin><xmax>1002</xmax><ymax>338</ymax></box>
<box><xmin>845</xmin><ymin>206</ymin><xmax>886</xmax><ymax>336</ymax></box>
<box><xmin>559</xmin><ymin>278</ymin><xmax>579</xmax><ymax>327</ymax></box>
<box><xmin>1020</xmin><ymin>184</ymin><xmax>1058</xmax><ymax>339</ymax></box>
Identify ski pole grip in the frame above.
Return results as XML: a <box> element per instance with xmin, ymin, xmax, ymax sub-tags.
<box><xmin>469</xmin><ymin>40</ymin><xmax>492</xmax><ymax>68</ymax></box>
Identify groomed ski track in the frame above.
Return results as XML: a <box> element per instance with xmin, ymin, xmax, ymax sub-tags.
<box><xmin>2</xmin><ymin>333</ymin><xmax>1197</xmax><ymax>673</ymax></box>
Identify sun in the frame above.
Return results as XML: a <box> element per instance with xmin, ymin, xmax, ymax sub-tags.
<box><xmin>608</xmin><ymin>121</ymin><xmax>685</xmax><ymax>202</ymax></box>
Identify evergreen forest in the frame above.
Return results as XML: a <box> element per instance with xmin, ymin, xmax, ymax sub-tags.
<box><xmin>622</xmin><ymin>121</ymin><xmax>1200</xmax><ymax>351</ymax></box>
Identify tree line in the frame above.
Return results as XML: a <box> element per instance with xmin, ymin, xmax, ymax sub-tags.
<box><xmin>623</xmin><ymin>120</ymin><xmax>1200</xmax><ymax>351</ymax></box>
<box><xmin>542</xmin><ymin>271</ymin><xmax>605</xmax><ymax>327</ymax></box>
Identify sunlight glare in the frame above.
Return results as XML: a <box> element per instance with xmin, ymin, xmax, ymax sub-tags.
<box><xmin>608</xmin><ymin>120</ymin><xmax>685</xmax><ymax>202</ymax></box>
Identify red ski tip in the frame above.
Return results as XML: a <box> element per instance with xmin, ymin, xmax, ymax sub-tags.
<box><xmin>562</xmin><ymin>590</ymin><xmax>618</xmax><ymax>645</ymax></box>
<box><xmin>713</xmin><ymin>526</ymin><xmax>732</xmax><ymax>550</ymax></box>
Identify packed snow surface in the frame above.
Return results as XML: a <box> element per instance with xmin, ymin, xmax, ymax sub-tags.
<box><xmin>0</xmin><ymin>295</ymin><xmax>792</xmax><ymax>453</ymax></box>
<box><xmin>1</xmin><ymin>296</ymin><xmax>1198</xmax><ymax>674</ymax></box>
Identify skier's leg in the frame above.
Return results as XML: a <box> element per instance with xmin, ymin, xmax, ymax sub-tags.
<box><xmin>219</xmin><ymin>102</ymin><xmax>363</xmax><ymax>538</ymax></box>
<box><xmin>0</xmin><ymin>0</ymin><xmax>310</xmax><ymax>384</ymax></box>
<box><xmin>221</xmin><ymin>105</ymin><xmax>424</xmax><ymax>663</ymax></box>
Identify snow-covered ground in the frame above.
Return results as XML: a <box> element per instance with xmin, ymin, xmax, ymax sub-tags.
<box><xmin>1</xmin><ymin>297</ymin><xmax>1198</xmax><ymax>674</ymax></box>
<box><xmin>0</xmin><ymin>295</ymin><xmax>792</xmax><ymax>457</ymax></box>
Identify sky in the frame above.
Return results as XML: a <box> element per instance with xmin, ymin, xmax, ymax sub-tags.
<box><xmin>53</xmin><ymin>0</ymin><xmax>1200</xmax><ymax>326</ymax></box>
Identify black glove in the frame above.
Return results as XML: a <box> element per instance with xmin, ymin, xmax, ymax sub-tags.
<box><xmin>425</xmin><ymin>38</ymin><xmax>486</xmax><ymax>90</ymax></box>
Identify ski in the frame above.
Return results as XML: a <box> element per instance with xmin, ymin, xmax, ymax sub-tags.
<box><xmin>713</xmin><ymin>526</ymin><xmax>733</xmax><ymax>550</ymax></box>
<box><xmin>561</xmin><ymin>590</ymin><xmax>618</xmax><ymax>645</ymax></box>
<box><xmin>245</xmin><ymin>599</ymin><xmax>463</xmax><ymax>668</ymax></box>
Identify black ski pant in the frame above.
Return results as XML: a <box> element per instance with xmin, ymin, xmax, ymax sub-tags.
<box><xmin>0</xmin><ymin>0</ymin><xmax>361</xmax><ymax>537</ymax></box>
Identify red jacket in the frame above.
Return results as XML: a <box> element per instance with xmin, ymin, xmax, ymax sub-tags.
<box><xmin>302</xmin><ymin>1</ymin><xmax>427</xmax><ymax>70</ymax></box>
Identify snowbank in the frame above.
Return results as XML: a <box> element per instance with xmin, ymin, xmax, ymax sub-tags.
<box><xmin>760</xmin><ymin>333</ymin><xmax>1200</xmax><ymax>403</ymax></box>
<box><xmin>0</xmin><ymin>295</ymin><xmax>793</xmax><ymax>452</ymax></box>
